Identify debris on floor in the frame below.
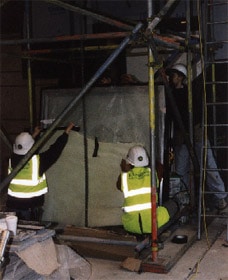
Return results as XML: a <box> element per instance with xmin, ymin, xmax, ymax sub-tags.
<box><xmin>121</xmin><ymin>257</ymin><xmax>142</xmax><ymax>272</ymax></box>
<box><xmin>1</xmin><ymin>221</ymin><xmax>92</xmax><ymax>280</ymax></box>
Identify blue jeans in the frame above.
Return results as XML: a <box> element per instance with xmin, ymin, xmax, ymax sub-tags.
<box><xmin>174</xmin><ymin>140</ymin><xmax>226</xmax><ymax>200</ymax></box>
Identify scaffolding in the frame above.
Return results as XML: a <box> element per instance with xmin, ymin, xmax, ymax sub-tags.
<box><xmin>197</xmin><ymin>0</ymin><xmax>228</xmax><ymax>240</ymax></box>
<box><xmin>0</xmin><ymin>0</ymin><xmax>227</xmax><ymax>271</ymax></box>
<box><xmin>0</xmin><ymin>0</ymin><xmax>184</xmax><ymax>263</ymax></box>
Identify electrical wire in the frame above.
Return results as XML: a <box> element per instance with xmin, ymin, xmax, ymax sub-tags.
<box><xmin>198</xmin><ymin>0</ymin><xmax>211</xmax><ymax>249</ymax></box>
<box><xmin>199</xmin><ymin>1</ymin><xmax>208</xmax><ymax>239</ymax></box>
<box><xmin>188</xmin><ymin>2</ymin><xmax>212</xmax><ymax>278</ymax></box>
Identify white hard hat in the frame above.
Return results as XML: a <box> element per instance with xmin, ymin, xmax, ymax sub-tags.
<box><xmin>126</xmin><ymin>145</ymin><xmax>149</xmax><ymax>167</ymax></box>
<box><xmin>13</xmin><ymin>132</ymin><xmax>34</xmax><ymax>155</ymax></box>
<box><xmin>167</xmin><ymin>63</ymin><xmax>187</xmax><ymax>78</ymax></box>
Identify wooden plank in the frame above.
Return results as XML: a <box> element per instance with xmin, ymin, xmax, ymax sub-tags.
<box><xmin>58</xmin><ymin>240</ymin><xmax>136</xmax><ymax>261</ymax></box>
<box><xmin>55</xmin><ymin>224</ymin><xmax>199</xmax><ymax>273</ymax></box>
<box><xmin>141</xmin><ymin>225</ymin><xmax>197</xmax><ymax>273</ymax></box>
<box><xmin>55</xmin><ymin>224</ymin><xmax>198</xmax><ymax>267</ymax></box>
<box><xmin>55</xmin><ymin>225</ymin><xmax>138</xmax><ymax>261</ymax></box>
<box><xmin>62</xmin><ymin>225</ymin><xmax>137</xmax><ymax>241</ymax></box>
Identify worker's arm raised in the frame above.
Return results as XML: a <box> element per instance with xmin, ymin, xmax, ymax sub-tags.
<box><xmin>65</xmin><ymin>122</ymin><xmax>75</xmax><ymax>134</ymax></box>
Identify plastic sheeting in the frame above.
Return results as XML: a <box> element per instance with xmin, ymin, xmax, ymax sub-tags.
<box><xmin>3</xmin><ymin>244</ymin><xmax>91</xmax><ymax>280</ymax></box>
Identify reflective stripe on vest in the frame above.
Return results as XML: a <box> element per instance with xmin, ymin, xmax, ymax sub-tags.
<box><xmin>123</xmin><ymin>202</ymin><xmax>152</xmax><ymax>213</ymax></box>
<box><xmin>8</xmin><ymin>155</ymin><xmax>48</xmax><ymax>198</ymax></box>
<box><xmin>10</xmin><ymin>156</ymin><xmax>46</xmax><ymax>186</ymax></box>
<box><xmin>122</xmin><ymin>173</ymin><xmax>151</xmax><ymax>198</ymax></box>
<box><xmin>8</xmin><ymin>187</ymin><xmax>47</xmax><ymax>198</ymax></box>
<box><xmin>121</xmin><ymin>168</ymin><xmax>151</xmax><ymax>213</ymax></box>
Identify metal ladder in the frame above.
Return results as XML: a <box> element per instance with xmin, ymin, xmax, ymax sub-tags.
<box><xmin>197</xmin><ymin>0</ymin><xmax>228</xmax><ymax>239</ymax></box>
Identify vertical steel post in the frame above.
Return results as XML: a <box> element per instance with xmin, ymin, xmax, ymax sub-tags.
<box><xmin>80</xmin><ymin>5</ymin><xmax>89</xmax><ymax>228</ymax></box>
<box><xmin>0</xmin><ymin>22</ymin><xmax>143</xmax><ymax>193</ymax></box>
<box><xmin>186</xmin><ymin>0</ymin><xmax>195</xmax><ymax>208</ymax></box>
<box><xmin>25</xmin><ymin>0</ymin><xmax>34</xmax><ymax>132</ymax></box>
<box><xmin>147</xmin><ymin>0</ymin><xmax>158</xmax><ymax>262</ymax></box>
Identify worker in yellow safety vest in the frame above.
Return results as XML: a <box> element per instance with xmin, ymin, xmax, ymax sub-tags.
<box><xmin>116</xmin><ymin>145</ymin><xmax>170</xmax><ymax>235</ymax></box>
<box><xmin>7</xmin><ymin>122</ymin><xmax>75</xmax><ymax>221</ymax></box>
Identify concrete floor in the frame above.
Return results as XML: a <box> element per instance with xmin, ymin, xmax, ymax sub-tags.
<box><xmin>87</xmin><ymin>218</ymin><xmax>228</xmax><ymax>280</ymax></box>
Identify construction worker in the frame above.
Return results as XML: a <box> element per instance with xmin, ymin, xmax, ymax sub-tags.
<box><xmin>116</xmin><ymin>145</ymin><xmax>170</xmax><ymax>235</ymax></box>
<box><xmin>166</xmin><ymin>63</ymin><xmax>227</xmax><ymax>210</ymax></box>
<box><xmin>6</xmin><ymin>122</ymin><xmax>75</xmax><ymax>221</ymax></box>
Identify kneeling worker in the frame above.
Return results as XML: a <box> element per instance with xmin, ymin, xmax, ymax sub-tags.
<box><xmin>117</xmin><ymin>145</ymin><xmax>170</xmax><ymax>235</ymax></box>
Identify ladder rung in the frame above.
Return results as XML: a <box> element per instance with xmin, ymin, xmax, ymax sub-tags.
<box><xmin>206</xmin><ymin>60</ymin><xmax>228</xmax><ymax>64</ymax></box>
<box><xmin>205</xmin><ymin>124</ymin><xmax>228</xmax><ymax>127</ymax></box>
<box><xmin>200</xmin><ymin>214</ymin><xmax>228</xmax><ymax>218</ymax></box>
<box><xmin>202</xmin><ymin>191</ymin><xmax>228</xmax><ymax>194</ymax></box>
<box><xmin>206</xmin><ymin>81</ymin><xmax>228</xmax><ymax>85</ymax></box>
<box><xmin>202</xmin><ymin>168</ymin><xmax>228</xmax><ymax>171</ymax></box>
<box><xmin>206</xmin><ymin>40</ymin><xmax>228</xmax><ymax>44</ymax></box>
<box><xmin>206</xmin><ymin>102</ymin><xmax>228</xmax><ymax>105</ymax></box>
<box><xmin>208</xmin><ymin>1</ymin><xmax>228</xmax><ymax>6</ymax></box>
<box><xmin>207</xmin><ymin>20</ymin><xmax>228</xmax><ymax>25</ymax></box>
<box><xmin>203</xmin><ymin>146</ymin><xmax>228</xmax><ymax>149</ymax></box>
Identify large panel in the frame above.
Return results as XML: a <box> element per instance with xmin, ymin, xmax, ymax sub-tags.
<box><xmin>41</xmin><ymin>85</ymin><xmax>165</xmax><ymax>226</ymax></box>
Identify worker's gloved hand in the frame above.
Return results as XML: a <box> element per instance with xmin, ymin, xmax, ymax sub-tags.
<box><xmin>65</xmin><ymin>122</ymin><xmax>75</xmax><ymax>134</ymax></box>
<box><xmin>120</xmin><ymin>159</ymin><xmax>132</xmax><ymax>172</ymax></box>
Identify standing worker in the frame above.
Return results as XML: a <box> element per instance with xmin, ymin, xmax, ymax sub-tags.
<box><xmin>6</xmin><ymin>122</ymin><xmax>75</xmax><ymax>221</ymax></box>
<box><xmin>166</xmin><ymin>63</ymin><xmax>227</xmax><ymax>210</ymax></box>
<box><xmin>116</xmin><ymin>145</ymin><xmax>170</xmax><ymax>235</ymax></box>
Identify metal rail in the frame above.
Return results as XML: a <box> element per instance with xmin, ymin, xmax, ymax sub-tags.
<box><xmin>0</xmin><ymin>22</ymin><xmax>144</xmax><ymax>193</ymax></box>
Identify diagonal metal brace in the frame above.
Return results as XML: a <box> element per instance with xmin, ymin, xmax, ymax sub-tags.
<box><xmin>0</xmin><ymin>22</ymin><xmax>144</xmax><ymax>193</ymax></box>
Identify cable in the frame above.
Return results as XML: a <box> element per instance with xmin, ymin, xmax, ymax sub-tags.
<box><xmin>187</xmin><ymin>4</ymin><xmax>211</xmax><ymax>278</ymax></box>
<box><xmin>197</xmin><ymin>0</ymin><xmax>210</xmax><ymax>248</ymax></box>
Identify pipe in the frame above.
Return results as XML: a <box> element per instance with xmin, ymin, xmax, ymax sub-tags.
<box><xmin>58</xmin><ymin>235</ymin><xmax>139</xmax><ymax>246</ymax></box>
<box><xmin>145</xmin><ymin>0</ymin><xmax>179</xmax><ymax>263</ymax></box>
<box><xmin>147</xmin><ymin>0</ymin><xmax>179</xmax><ymax>32</ymax></box>
<box><xmin>0</xmin><ymin>32</ymin><xmax>182</xmax><ymax>52</ymax></box>
<box><xmin>0</xmin><ymin>129</ymin><xmax>12</xmax><ymax>151</ymax></box>
<box><xmin>25</xmin><ymin>0</ymin><xmax>34</xmax><ymax>132</ymax></box>
<box><xmin>22</xmin><ymin>36</ymin><xmax>181</xmax><ymax>56</ymax></box>
<box><xmin>79</xmin><ymin>14</ymin><xmax>89</xmax><ymax>228</ymax></box>
<box><xmin>24</xmin><ymin>44</ymin><xmax>120</xmax><ymax>56</ymax></box>
<box><xmin>147</xmin><ymin>0</ymin><xmax>158</xmax><ymax>262</ymax></box>
<box><xmin>186</xmin><ymin>0</ymin><xmax>195</xmax><ymax>209</ymax></box>
<box><xmin>0</xmin><ymin>21</ymin><xmax>144</xmax><ymax>193</ymax></box>
<box><xmin>0</xmin><ymin>32</ymin><xmax>130</xmax><ymax>46</ymax></box>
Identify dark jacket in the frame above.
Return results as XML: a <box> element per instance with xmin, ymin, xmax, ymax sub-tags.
<box><xmin>6</xmin><ymin>132</ymin><xmax>69</xmax><ymax>210</ymax></box>
<box><xmin>167</xmin><ymin>83</ymin><xmax>203</xmax><ymax>146</ymax></box>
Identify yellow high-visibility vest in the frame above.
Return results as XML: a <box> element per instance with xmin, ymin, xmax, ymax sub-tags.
<box><xmin>121</xmin><ymin>167</ymin><xmax>169</xmax><ymax>234</ymax></box>
<box><xmin>8</xmin><ymin>155</ymin><xmax>48</xmax><ymax>198</ymax></box>
<box><xmin>121</xmin><ymin>167</ymin><xmax>152</xmax><ymax>213</ymax></box>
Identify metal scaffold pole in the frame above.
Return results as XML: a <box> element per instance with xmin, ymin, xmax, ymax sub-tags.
<box><xmin>0</xmin><ymin>22</ymin><xmax>144</xmax><ymax>193</ymax></box>
<box><xmin>186</xmin><ymin>0</ymin><xmax>195</xmax><ymax>209</ymax></box>
<box><xmin>25</xmin><ymin>0</ymin><xmax>34</xmax><ymax>132</ymax></box>
<box><xmin>146</xmin><ymin>0</ymin><xmax>180</xmax><ymax>263</ymax></box>
<box><xmin>147</xmin><ymin>0</ymin><xmax>158</xmax><ymax>262</ymax></box>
